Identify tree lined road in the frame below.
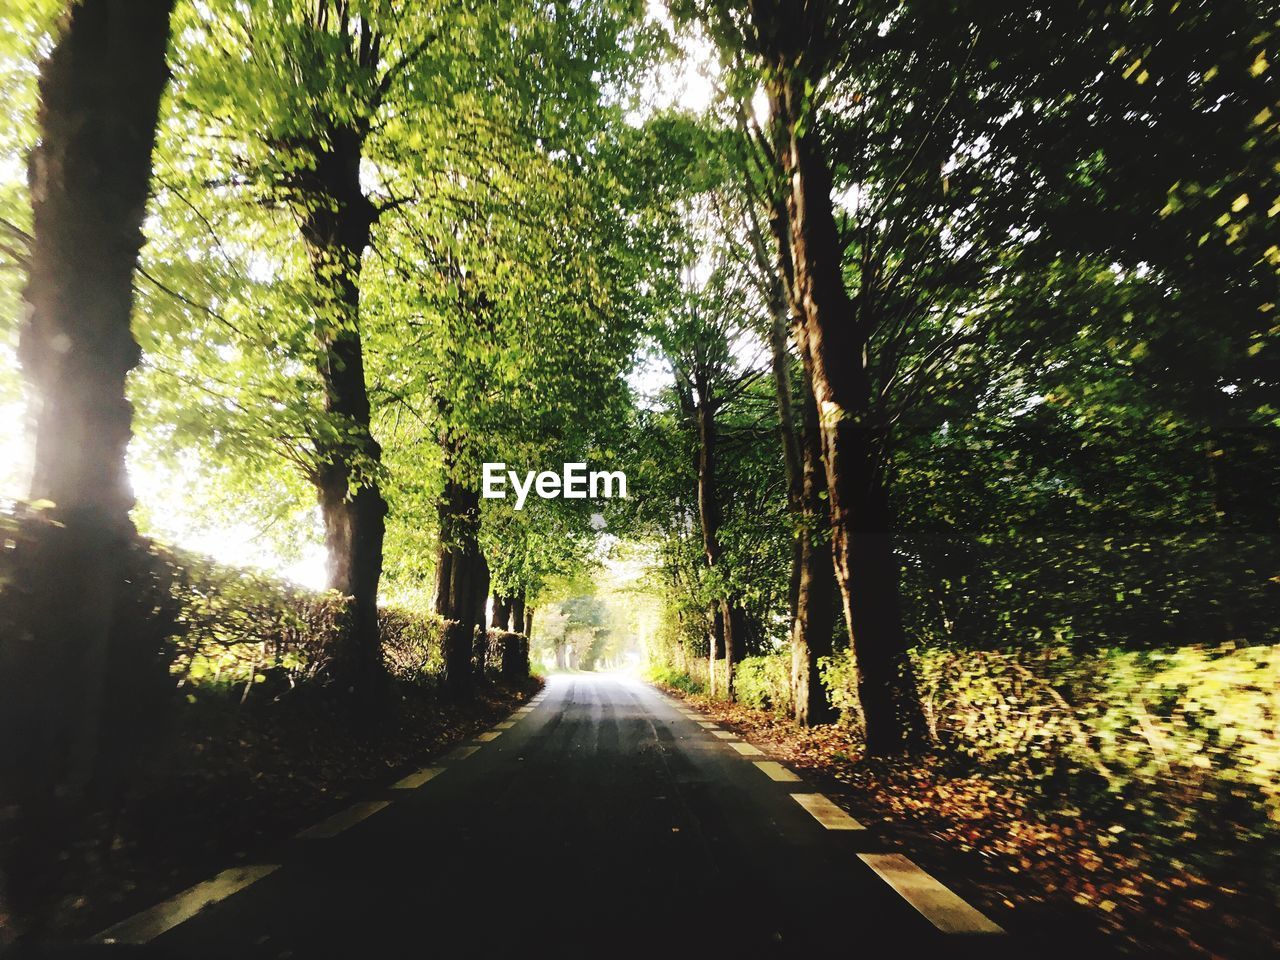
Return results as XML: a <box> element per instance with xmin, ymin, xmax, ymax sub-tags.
<box><xmin>75</xmin><ymin>675</ymin><xmax>1064</xmax><ymax>958</ymax></box>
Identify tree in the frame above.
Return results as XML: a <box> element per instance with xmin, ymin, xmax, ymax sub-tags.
<box><xmin>10</xmin><ymin>0</ymin><xmax>176</xmax><ymax>793</ymax></box>
<box><xmin>136</xmin><ymin>0</ymin><xmax>655</xmax><ymax>696</ymax></box>
<box><xmin>679</xmin><ymin>0</ymin><xmax>1276</xmax><ymax>752</ymax></box>
<box><xmin>717</xmin><ymin>151</ymin><xmax>838</xmax><ymax>725</ymax></box>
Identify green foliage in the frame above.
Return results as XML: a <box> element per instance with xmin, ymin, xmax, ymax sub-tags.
<box><xmin>644</xmin><ymin>663</ymin><xmax>704</xmax><ymax>696</ymax></box>
<box><xmin>163</xmin><ymin>545</ymin><xmax>454</xmax><ymax>694</ymax></box>
<box><xmin>822</xmin><ymin>643</ymin><xmax>1280</xmax><ymax>832</ymax></box>
<box><xmin>1</xmin><ymin>509</ymin><xmax>448</xmax><ymax>697</ymax></box>
<box><xmin>733</xmin><ymin>654</ymin><xmax>792</xmax><ymax>715</ymax></box>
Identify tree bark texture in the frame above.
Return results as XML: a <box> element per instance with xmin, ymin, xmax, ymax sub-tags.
<box><xmin>14</xmin><ymin>0</ymin><xmax>176</xmax><ymax>796</ymax></box>
<box><xmin>293</xmin><ymin>113</ymin><xmax>388</xmax><ymax>699</ymax></box>
<box><xmin>750</xmin><ymin>0</ymin><xmax>926</xmax><ymax>752</ymax></box>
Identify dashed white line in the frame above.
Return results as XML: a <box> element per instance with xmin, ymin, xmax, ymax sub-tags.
<box><xmin>494</xmin><ymin>721</ymin><xmax>516</xmax><ymax>729</ymax></box>
<box><xmin>790</xmin><ymin>793</ymin><xmax>864</xmax><ymax>830</ymax></box>
<box><xmin>697</xmin><ymin>721</ymin><xmax>719</xmax><ymax>729</ymax></box>
<box><xmin>858</xmin><ymin>853</ymin><xmax>1004</xmax><ymax>934</ymax></box>
<box><xmin>728</xmin><ymin>741</ymin><xmax>764</xmax><ymax>757</ymax></box>
<box><xmin>476</xmin><ymin>730</ymin><xmax>502</xmax><ymax>742</ymax></box>
<box><xmin>392</xmin><ymin>766</ymin><xmax>444</xmax><ymax>790</ymax></box>
<box><xmin>711</xmin><ymin>730</ymin><xmax>737</xmax><ymax>740</ymax></box>
<box><xmin>753</xmin><ymin>760</ymin><xmax>800</xmax><ymax>782</ymax></box>
<box><xmin>93</xmin><ymin>864</ymin><xmax>280</xmax><ymax>944</ymax></box>
<box><xmin>445</xmin><ymin>745</ymin><xmax>480</xmax><ymax>761</ymax></box>
<box><xmin>295</xmin><ymin>800</ymin><xmax>390</xmax><ymax>840</ymax></box>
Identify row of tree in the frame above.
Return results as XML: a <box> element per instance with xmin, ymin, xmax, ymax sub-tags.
<box><xmin>0</xmin><ymin>0</ymin><xmax>1274</xmax><ymax>801</ymax></box>
<box><xmin>615</xmin><ymin>0</ymin><xmax>1275</xmax><ymax>753</ymax></box>
<box><xmin>0</xmin><ymin>0</ymin><xmax>666</xmax><ymax>796</ymax></box>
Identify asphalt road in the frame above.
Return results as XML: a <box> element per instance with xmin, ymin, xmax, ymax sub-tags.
<box><xmin>63</xmin><ymin>673</ymin><xmax>1074</xmax><ymax>958</ymax></box>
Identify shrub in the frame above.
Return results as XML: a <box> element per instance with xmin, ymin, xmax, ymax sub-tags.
<box><xmin>1</xmin><ymin>509</ymin><xmax>453</xmax><ymax>701</ymax></box>
<box><xmin>381</xmin><ymin>605</ymin><xmax>446</xmax><ymax>685</ymax></box>
<box><xmin>645</xmin><ymin>664</ymin><xmax>704</xmax><ymax>695</ymax></box>
<box><xmin>733</xmin><ymin>653</ymin><xmax>792</xmax><ymax>714</ymax></box>
<box><xmin>822</xmin><ymin>643</ymin><xmax>1280</xmax><ymax>826</ymax></box>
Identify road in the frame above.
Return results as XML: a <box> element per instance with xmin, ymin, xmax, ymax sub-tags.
<box><xmin>77</xmin><ymin>674</ymin><xmax>1061</xmax><ymax>958</ymax></box>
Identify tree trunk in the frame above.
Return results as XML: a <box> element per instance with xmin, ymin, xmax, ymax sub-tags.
<box><xmin>433</xmin><ymin>475</ymin><xmax>484</xmax><ymax>692</ymax></box>
<box><xmin>510</xmin><ymin>589</ymin><xmax>526</xmax><ymax>636</ymax></box>
<box><xmin>472</xmin><ymin>553</ymin><xmax>490</xmax><ymax>679</ymax></box>
<box><xmin>441</xmin><ymin>620</ymin><xmax>472</xmax><ymax>695</ymax></box>
<box><xmin>708</xmin><ymin>604</ymin><xmax>722</xmax><ymax>697</ymax></box>
<box><xmin>791</xmin><ymin>379</ymin><xmax>837</xmax><ymax>726</ymax></box>
<box><xmin>491</xmin><ymin>594</ymin><xmax>511</xmax><ymax>631</ymax></box>
<box><xmin>15</xmin><ymin>0</ymin><xmax>176</xmax><ymax>794</ymax></box>
<box><xmin>722</xmin><ymin>597</ymin><xmax>747</xmax><ymax>700</ymax></box>
<box><xmin>780</xmin><ymin>120</ymin><xmax>926</xmax><ymax>754</ymax></box>
<box><xmin>694</xmin><ymin>400</ymin><xmax>744</xmax><ymax>700</ymax></box>
<box><xmin>316</xmin><ymin>453</ymin><xmax>386</xmax><ymax>696</ymax></box>
<box><xmin>765</xmin><ymin>299</ymin><xmax>836</xmax><ymax>723</ymax></box>
<box><xmin>751</xmin><ymin>8</ymin><xmax>927</xmax><ymax>752</ymax></box>
<box><xmin>523</xmin><ymin>606</ymin><xmax>533</xmax><ymax>637</ymax></box>
<box><xmin>295</xmin><ymin>122</ymin><xmax>387</xmax><ymax>700</ymax></box>
<box><xmin>767</xmin><ymin>308</ymin><xmax>806</xmax><ymax>624</ymax></box>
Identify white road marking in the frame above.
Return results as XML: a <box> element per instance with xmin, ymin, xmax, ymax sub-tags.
<box><xmin>392</xmin><ymin>766</ymin><xmax>444</xmax><ymax>790</ymax></box>
<box><xmin>728</xmin><ymin>741</ymin><xmax>765</xmax><ymax>757</ymax></box>
<box><xmin>93</xmin><ymin>864</ymin><xmax>279</xmax><ymax>945</ymax></box>
<box><xmin>858</xmin><ymin>853</ymin><xmax>1004</xmax><ymax>934</ymax></box>
<box><xmin>494</xmin><ymin>721</ymin><xmax>516</xmax><ymax>729</ymax></box>
<box><xmin>295</xmin><ymin>800</ymin><xmax>390</xmax><ymax>840</ymax></box>
<box><xmin>445</xmin><ymin>745</ymin><xmax>480</xmax><ymax>761</ymax></box>
<box><xmin>697</xmin><ymin>721</ymin><xmax>719</xmax><ymax>729</ymax></box>
<box><xmin>790</xmin><ymin>793</ymin><xmax>864</xmax><ymax>830</ymax></box>
<box><xmin>712</xmin><ymin>730</ymin><xmax>737</xmax><ymax>740</ymax></box>
<box><xmin>753</xmin><ymin>761</ymin><xmax>800</xmax><ymax>782</ymax></box>
<box><xmin>476</xmin><ymin>730</ymin><xmax>502</xmax><ymax>742</ymax></box>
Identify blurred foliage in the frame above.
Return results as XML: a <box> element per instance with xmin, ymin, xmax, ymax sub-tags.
<box><xmin>724</xmin><ymin>641</ymin><xmax>1280</xmax><ymax>838</ymax></box>
<box><xmin>733</xmin><ymin>653</ymin><xmax>792</xmax><ymax>714</ymax></box>
<box><xmin>821</xmin><ymin>644</ymin><xmax>1280</xmax><ymax>832</ymax></box>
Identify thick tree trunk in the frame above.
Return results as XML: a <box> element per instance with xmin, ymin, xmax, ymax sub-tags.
<box><xmin>765</xmin><ymin>296</ymin><xmax>836</xmax><ymax>724</ymax></box>
<box><xmin>722</xmin><ymin>597</ymin><xmax>748</xmax><ymax>697</ymax></box>
<box><xmin>433</xmin><ymin>475</ymin><xmax>485</xmax><ymax>692</ymax></box>
<box><xmin>441</xmin><ymin>620</ymin><xmax>472</xmax><ymax>695</ymax></box>
<box><xmin>491</xmin><ymin>594</ymin><xmax>511</xmax><ymax>631</ymax></box>
<box><xmin>791</xmin><ymin>379</ymin><xmax>838</xmax><ymax>726</ymax></box>
<box><xmin>295</xmin><ymin>123</ymin><xmax>387</xmax><ymax>699</ymax></box>
<box><xmin>694</xmin><ymin>401</ymin><xmax>744</xmax><ymax>700</ymax></box>
<box><xmin>781</xmin><ymin>121</ymin><xmax>926</xmax><ymax>754</ymax></box>
<box><xmin>749</xmin><ymin>7</ymin><xmax>927</xmax><ymax>751</ymax></box>
<box><xmin>316</xmin><ymin>448</ymin><xmax>386</xmax><ymax>696</ymax></box>
<box><xmin>523</xmin><ymin>607</ymin><xmax>533</xmax><ymax>637</ymax></box>
<box><xmin>500</xmin><ymin>630</ymin><xmax>526</xmax><ymax>679</ymax></box>
<box><xmin>15</xmin><ymin>0</ymin><xmax>176</xmax><ymax>794</ymax></box>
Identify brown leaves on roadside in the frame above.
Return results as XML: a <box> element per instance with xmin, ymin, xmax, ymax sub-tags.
<box><xmin>659</xmin><ymin>684</ymin><xmax>1278</xmax><ymax>960</ymax></box>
